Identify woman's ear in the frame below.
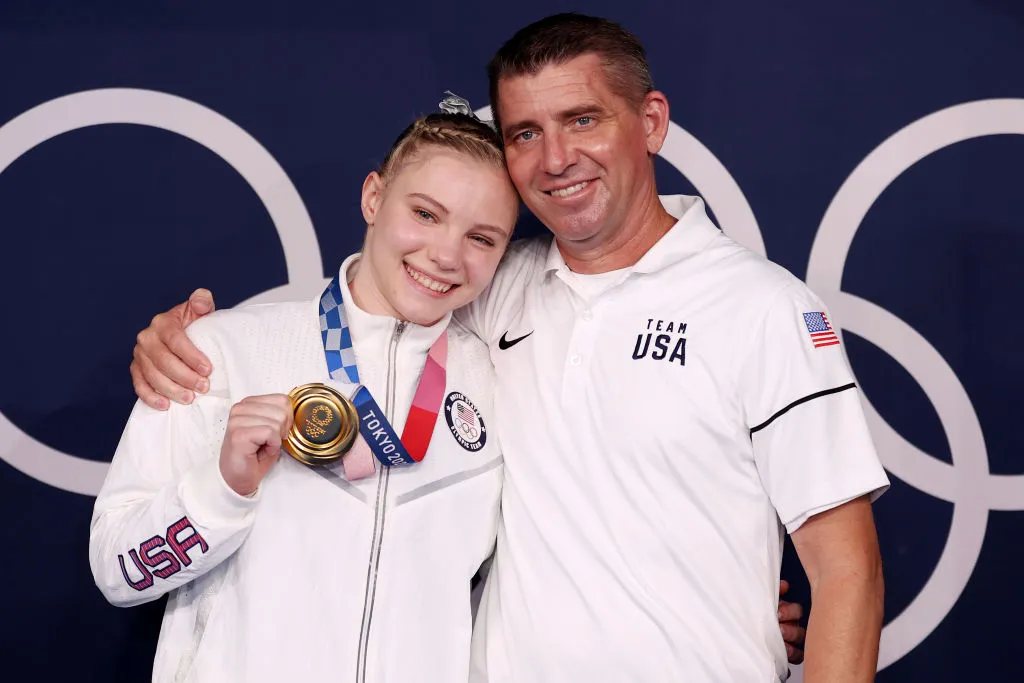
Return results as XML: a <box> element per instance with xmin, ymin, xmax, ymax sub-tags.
<box><xmin>361</xmin><ymin>171</ymin><xmax>385</xmax><ymax>227</ymax></box>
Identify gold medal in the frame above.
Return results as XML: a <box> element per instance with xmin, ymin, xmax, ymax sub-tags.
<box><xmin>284</xmin><ymin>383</ymin><xmax>359</xmax><ymax>466</ymax></box>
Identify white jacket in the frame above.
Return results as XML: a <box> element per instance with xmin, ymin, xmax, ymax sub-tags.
<box><xmin>90</xmin><ymin>256</ymin><xmax>503</xmax><ymax>683</ymax></box>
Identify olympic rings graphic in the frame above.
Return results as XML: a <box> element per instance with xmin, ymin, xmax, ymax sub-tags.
<box><xmin>1</xmin><ymin>88</ymin><xmax>1019</xmax><ymax>673</ymax></box>
<box><xmin>458</xmin><ymin>420</ymin><xmax>480</xmax><ymax>441</ymax></box>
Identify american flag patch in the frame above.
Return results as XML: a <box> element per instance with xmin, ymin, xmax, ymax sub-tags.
<box><xmin>803</xmin><ymin>312</ymin><xmax>840</xmax><ymax>348</ymax></box>
<box><xmin>456</xmin><ymin>403</ymin><xmax>477</xmax><ymax>426</ymax></box>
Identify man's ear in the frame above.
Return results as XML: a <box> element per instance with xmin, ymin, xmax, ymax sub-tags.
<box><xmin>641</xmin><ymin>91</ymin><xmax>670</xmax><ymax>156</ymax></box>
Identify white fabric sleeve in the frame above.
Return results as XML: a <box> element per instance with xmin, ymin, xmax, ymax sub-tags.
<box><xmin>741</xmin><ymin>282</ymin><xmax>889</xmax><ymax>534</ymax></box>
<box><xmin>89</xmin><ymin>324</ymin><xmax>258</xmax><ymax>607</ymax></box>
<box><xmin>454</xmin><ymin>237</ymin><xmax>545</xmax><ymax>345</ymax></box>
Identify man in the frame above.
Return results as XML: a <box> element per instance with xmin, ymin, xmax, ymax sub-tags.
<box><xmin>130</xmin><ymin>13</ymin><xmax>886</xmax><ymax>682</ymax></box>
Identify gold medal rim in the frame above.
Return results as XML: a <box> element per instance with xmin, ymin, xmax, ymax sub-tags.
<box><xmin>284</xmin><ymin>383</ymin><xmax>359</xmax><ymax>466</ymax></box>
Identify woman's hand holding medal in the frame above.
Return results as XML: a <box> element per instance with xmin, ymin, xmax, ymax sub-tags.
<box><xmin>219</xmin><ymin>394</ymin><xmax>294</xmax><ymax>497</ymax></box>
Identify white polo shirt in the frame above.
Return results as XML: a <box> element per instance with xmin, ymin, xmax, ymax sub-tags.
<box><xmin>460</xmin><ymin>195</ymin><xmax>889</xmax><ymax>682</ymax></box>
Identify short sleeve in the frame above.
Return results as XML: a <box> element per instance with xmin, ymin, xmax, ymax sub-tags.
<box><xmin>454</xmin><ymin>237</ymin><xmax>547</xmax><ymax>345</ymax></box>
<box><xmin>741</xmin><ymin>282</ymin><xmax>889</xmax><ymax>533</ymax></box>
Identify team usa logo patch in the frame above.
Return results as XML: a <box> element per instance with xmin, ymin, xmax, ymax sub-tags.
<box><xmin>444</xmin><ymin>392</ymin><xmax>486</xmax><ymax>452</ymax></box>
<box><xmin>803</xmin><ymin>312</ymin><xmax>840</xmax><ymax>348</ymax></box>
<box><xmin>632</xmin><ymin>318</ymin><xmax>687</xmax><ymax>365</ymax></box>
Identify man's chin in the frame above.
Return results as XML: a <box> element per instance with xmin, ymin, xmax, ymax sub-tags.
<box><xmin>548</xmin><ymin>220</ymin><xmax>606</xmax><ymax>245</ymax></box>
<box><xmin>541</xmin><ymin>206</ymin><xmax>606</xmax><ymax>239</ymax></box>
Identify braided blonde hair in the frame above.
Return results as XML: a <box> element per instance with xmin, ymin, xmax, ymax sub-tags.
<box><xmin>379</xmin><ymin>113</ymin><xmax>508</xmax><ymax>184</ymax></box>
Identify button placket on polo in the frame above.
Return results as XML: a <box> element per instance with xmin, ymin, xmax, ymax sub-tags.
<box><xmin>559</xmin><ymin>289</ymin><xmax>604</xmax><ymax>408</ymax></box>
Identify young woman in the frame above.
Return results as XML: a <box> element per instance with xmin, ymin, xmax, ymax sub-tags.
<box><xmin>90</xmin><ymin>106</ymin><xmax>518</xmax><ymax>682</ymax></box>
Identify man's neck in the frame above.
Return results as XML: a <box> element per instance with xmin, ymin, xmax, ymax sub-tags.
<box><xmin>556</xmin><ymin>188</ymin><xmax>677</xmax><ymax>274</ymax></box>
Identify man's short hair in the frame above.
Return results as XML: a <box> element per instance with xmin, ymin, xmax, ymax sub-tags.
<box><xmin>487</xmin><ymin>13</ymin><xmax>655</xmax><ymax>135</ymax></box>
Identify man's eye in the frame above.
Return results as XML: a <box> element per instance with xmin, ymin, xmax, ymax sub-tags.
<box><xmin>576</xmin><ymin>116</ymin><xmax>592</xmax><ymax>126</ymax></box>
<box><xmin>516</xmin><ymin>130</ymin><xmax>535</xmax><ymax>142</ymax></box>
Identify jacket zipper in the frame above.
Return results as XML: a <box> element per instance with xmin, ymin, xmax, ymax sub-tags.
<box><xmin>355</xmin><ymin>320</ymin><xmax>406</xmax><ymax>683</ymax></box>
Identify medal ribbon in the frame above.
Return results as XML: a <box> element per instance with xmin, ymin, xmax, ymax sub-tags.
<box><xmin>319</xmin><ymin>274</ymin><xmax>447</xmax><ymax>468</ymax></box>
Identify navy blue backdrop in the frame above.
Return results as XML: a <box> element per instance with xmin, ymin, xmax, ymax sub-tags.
<box><xmin>1</xmin><ymin>1</ymin><xmax>1022</xmax><ymax>680</ymax></box>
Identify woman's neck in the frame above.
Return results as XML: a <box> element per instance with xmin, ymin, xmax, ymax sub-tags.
<box><xmin>346</xmin><ymin>258</ymin><xmax>404</xmax><ymax>320</ymax></box>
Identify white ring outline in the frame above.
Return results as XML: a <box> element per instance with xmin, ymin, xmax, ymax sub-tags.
<box><xmin>0</xmin><ymin>88</ymin><xmax>326</xmax><ymax>496</ymax></box>
<box><xmin>806</xmin><ymin>98</ymin><xmax>1024</xmax><ymax>670</ymax></box>
<box><xmin>3</xmin><ymin>90</ymin><xmax>1012</xmax><ymax>670</ymax></box>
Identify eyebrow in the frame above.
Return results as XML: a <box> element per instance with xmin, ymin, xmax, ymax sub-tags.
<box><xmin>409</xmin><ymin>192</ymin><xmax>512</xmax><ymax>239</ymax></box>
<box><xmin>559</xmin><ymin>103</ymin><xmax>606</xmax><ymax>121</ymax></box>
<box><xmin>502</xmin><ymin>119</ymin><xmax>535</xmax><ymax>139</ymax></box>
<box><xmin>502</xmin><ymin>102</ymin><xmax>607</xmax><ymax>138</ymax></box>
<box><xmin>408</xmin><ymin>192</ymin><xmax>449</xmax><ymax>215</ymax></box>
<box><xmin>475</xmin><ymin>223</ymin><xmax>513</xmax><ymax>240</ymax></box>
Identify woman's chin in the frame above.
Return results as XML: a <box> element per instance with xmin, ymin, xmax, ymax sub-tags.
<box><xmin>397</xmin><ymin>290</ymin><xmax>464</xmax><ymax>326</ymax></box>
<box><xmin>396</xmin><ymin>305</ymin><xmax>446</xmax><ymax>328</ymax></box>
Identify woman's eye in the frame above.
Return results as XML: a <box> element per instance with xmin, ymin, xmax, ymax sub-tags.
<box><xmin>471</xmin><ymin>235</ymin><xmax>495</xmax><ymax>246</ymax></box>
<box><xmin>416</xmin><ymin>209</ymin><xmax>436</xmax><ymax>222</ymax></box>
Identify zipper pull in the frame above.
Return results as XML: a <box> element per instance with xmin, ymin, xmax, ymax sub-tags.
<box><xmin>396</xmin><ymin>321</ymin><xmax>407</xmax><ymax>337</ymax></box>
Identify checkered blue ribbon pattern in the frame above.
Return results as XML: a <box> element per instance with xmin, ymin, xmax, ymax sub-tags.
<box><xmin>320</xmin><ymin>275</ymin><xmax>361</xmax><ymax>384</ymax></box>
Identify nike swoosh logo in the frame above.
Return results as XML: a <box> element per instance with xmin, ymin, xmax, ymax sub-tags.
<box><xmin>498</xmin><ymin>330</ymin><xmax>534</xmax><ymax>350</ymax></box>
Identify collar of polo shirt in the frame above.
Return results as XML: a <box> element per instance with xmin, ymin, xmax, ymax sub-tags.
<box><xmin>541</xmin><ymin>195</ymin><xmax>722</xmax><ymax>278</ymax></box>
